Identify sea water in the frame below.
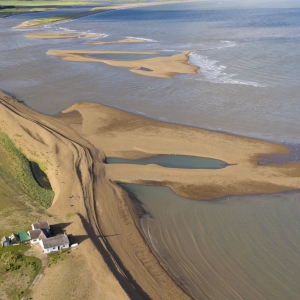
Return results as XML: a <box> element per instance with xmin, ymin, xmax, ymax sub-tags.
<box><xmin>122</xmin><ymin>184</ymin><xmax>300</xmax><ymax>299</ymax></box>
<box><xmin>106</xmin><ymin>155</ymin><xmax>228</xmax><ymax>169</ymax></box>
<box><xmin>1</xmin><ymin>1</ymin><xmax>300</xmax><ymax>298</ymax></box>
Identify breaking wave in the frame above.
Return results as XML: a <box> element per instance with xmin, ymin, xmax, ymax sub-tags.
<box><xmin>189</xmin><ymin>52</ymin><xmax>265</xmax><ymax>87</ymax></box>
<box><xmin>126</xmin><ymin>36</ymin><xmax>157</xmax><ymax>42</ymax></box>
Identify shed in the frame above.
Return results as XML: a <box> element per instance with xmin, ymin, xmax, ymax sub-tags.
<box><xmin>40</xmin><ymin>234</ymin><xmax>69</xmax><ymax>253</ymax></box>
<box><xmin>18</xmin><ymin>231</ymin><xmax>31</xmax><ymax>243</ymax></box>
<box><xmin>1</xmin><ymin>236</ymin><xmax>10</xmax><ymax>247</ymax></box>
<box><xmin>9</xmin><ymin>233</ymin><xmax>19</xmax><ymax>245</ymax></box>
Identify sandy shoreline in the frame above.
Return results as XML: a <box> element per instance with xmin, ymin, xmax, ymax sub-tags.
<box><xmin>1</xmin><ymin>91</ymin><xmax>300</xmax><ymax>298</ymax></box>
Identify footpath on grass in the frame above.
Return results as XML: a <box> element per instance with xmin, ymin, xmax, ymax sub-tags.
<box><xmin>21</xmin><ymin>245</ymin><xmax>49</xmax><ymax>299</ymax></box>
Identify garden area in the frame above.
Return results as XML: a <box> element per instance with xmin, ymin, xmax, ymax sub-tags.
<box><xmin>0</xmin><ymin>245</ymin><xmax>41</xmax><ymax>299</ymax></box>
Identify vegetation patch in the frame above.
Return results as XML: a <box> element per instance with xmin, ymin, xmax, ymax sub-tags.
<box><xmin>48</xmin><ymin>249</ymin><xmax>71</xmax><ymax>267</ymax></box>
<box><xmin>0</xmin><ymin>131</ymin><xmax>54</xmax><ymax>208</ymax></box>
<box><xmin>0</xmin><ymin>0</ymin><xmax>88</xmax><ymax>7</ymax></box>
<box><xmin>0</xmin><ymin>6</ymin><xmax>50</xmax><ymax>18</ymax></box>
<box><xmin>26</xmin><ymin>13</ymin><xmax>76</xmax><ymax>26</ymax></box>
<box><xmin>0</xmin><ymin>245</ymin><xmax>41</xmax><ymax>299</ymax></box>
<box><xmin>0</xmin><ymin>130</ymin><xmax>54</xmax><ymax>238</ymax></box>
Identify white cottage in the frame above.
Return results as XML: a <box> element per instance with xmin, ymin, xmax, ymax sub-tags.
<box><xmin>40</xmin><ymin>234</ymin><xmax>69</xmax><ymax>253</ymax></box>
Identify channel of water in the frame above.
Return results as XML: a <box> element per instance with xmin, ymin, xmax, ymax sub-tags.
<box><xmin>106</xmin><ymin>154</ymin><xmax>228</xmax><ymax>169</ymax></box>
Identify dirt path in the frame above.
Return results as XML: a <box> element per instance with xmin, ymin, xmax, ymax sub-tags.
<box><xmin>21</xmin><ymin>244</ymin><xmax>48</xmax><ymax>299</ymax></box>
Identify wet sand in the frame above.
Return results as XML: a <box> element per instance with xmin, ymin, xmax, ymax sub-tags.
<box><xmin>1</xmin><ymin>90</ymin><xmax>300</xmax><ymax>298</ymax></box>
<box><xmin>25</xmin><ymin>31</ymin><xmax>105</xmax><ymax>40</ymax></box>
<box><xmin>86</xmin><ymin>37</ymin><xmax>147</xmax><ymax>45</ymax></box>
<box><xmin>47</xmin><ymin>49</ymin><xmax>198</xmax><ymax>78</ymax></box>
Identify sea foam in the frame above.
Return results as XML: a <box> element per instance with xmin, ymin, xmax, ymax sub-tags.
<box><xmin>126</xmin><ymin>36</ymin><xmax>157</xmax><ymax>42</ymax></box>
<box><xmin>189</xmin><ymin>52</ymin><xmax>265</xmax><ymax>87</ymax></box>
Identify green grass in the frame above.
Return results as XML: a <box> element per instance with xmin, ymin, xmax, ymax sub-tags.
<box><xmin>26</xmin><ymin>12</ymin><xmax>77</xmax><ymax>25</ymax></box>
<box><xmin>48</xmin><ymin>249</ymin><xmax>71</xmax><ymax>267</ymax></box>
<box><xmin>0</xmin><ymin>0</ymin><xmax>92</xmax><ymax>16</ymax></box>
<box><xmin>0</xmin><ymin>245</ymin><xmax>42</xmax><ymax>299</ymax></box>
<box><xmin>0</xmin><ymin>130</ymin><xmax>54</xmax><ymax>238</ymax></box>
<box><xmin>0</xmin><ymin>0</ymin><xmax>90</xmax><ymax>7</ymax></box>
<box><xmin>0</xmin><ymin>130</ymin><xmax>54</xmax><ymax>208</ymax></box>
<box><xmin>24</xmin><ymin>9</ymin><xmax>104</xmax><ymax>26</ymax></box>
<box><xmin>0</xmin><ymin>7</ymin><xmax>51</xmax><ymax>18</ymax></box>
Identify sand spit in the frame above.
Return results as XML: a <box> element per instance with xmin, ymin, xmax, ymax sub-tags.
<box><xmin>0</xmin><ymin>91</ymin><xmax>191</xmax><ymax>299</ymax></box>
<box><xmin>86</xmin><ymin>37</ymin><xmax>147</xmax><ymax>45</ymax></box>
<box><xmin>59</xmin><ymin>102</ymin><xmax>300</xmax><ymax>201</ymax></box>
<box><xmin>47</xmin><ymin>49</ymin><xmax>198</xmax><ymax>78</ymax></box>
<box><xmin>25</xmin><ymin>31</ymin><xmax>105</xmax><ymax>40</ymax></box>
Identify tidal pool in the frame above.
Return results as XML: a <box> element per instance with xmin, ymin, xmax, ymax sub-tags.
<box><xmin>106</xmin><ymin>154</ymin><xmax>228</xmax><ymax>169</ymax></box>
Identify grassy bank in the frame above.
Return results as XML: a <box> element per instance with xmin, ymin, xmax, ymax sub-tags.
<box><xmin>23</xmin><ymin>11</ymin><xmax>93</xmax><ymax>26</ymax></box>
<box><xmin>0</xmin><ymin>6</ymin><xmax>52</xmax><ymax>18</ymax></box>
<box><xmin>0</xmin><ymin>131</ymin><xmax>54</xmax><ymax>208</ymax></box>
<box><xmin>0</xmin><ymin>245</ymin><xmax>41</xmax><ymax>299</ymax></box>
<box><xmin>0</xmin><ymin>0</ymin><xmax>90</xmax><ymax>18</ymax></box>
<box><xmin>0</xmin><ymin>0</ymin><xmax>89</xmax><ymax>7</ymax></box>
<box><xmin>0</xmin><ymin>130</ymin><xmax>54</xmax><ymax>237</ymax></box>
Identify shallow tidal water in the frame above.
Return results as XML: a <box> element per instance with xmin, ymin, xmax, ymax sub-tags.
<box><xmin>106</xmin><ymin>155</ymin><xmax>228</xmax><ymax>169</ymax></box>
<box><xmin>1</xmin><ymin>0</ymin><xmax>300</xmax><ymax>298</ymax></box>
<box><xmin>122</xmin><ymin>184</ymin><xmax>300</xmax><ymax>299</ymax></box>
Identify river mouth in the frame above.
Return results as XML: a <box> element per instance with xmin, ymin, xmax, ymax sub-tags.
<box><xmin>106</xmin><ymin>154</ymin><xmax>229</xmax><ymax>169</ymax></box>
<box><xmin>29</xmin><ymin>161</ymin><xmax>52</xmax><ymax>190</ymax></box>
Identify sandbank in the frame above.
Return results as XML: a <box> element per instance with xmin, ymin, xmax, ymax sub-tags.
<box><xmin>47</xmin><ymin>49</ymin><xmax>198</xmax><ymax>78</ymax></box>
<box><xmin>86</xmin><ymin>37</ymin><xmax>147</xmax><ymax>45</ymax></box>
<box><xmin>61</xmin><ymin>101</ymin><xmax>300</xmax><ymax>201</ymax></box>
<box><xmin>25</xmin><ymin>31</ymin><xmax>105</xmax><ymax>40</ymax></box>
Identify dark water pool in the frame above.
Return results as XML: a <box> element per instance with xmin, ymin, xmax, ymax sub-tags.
<box><xmin>29</xmin><ymin>161</ymin><xmax>52</xmax><ymax>190</ymax></box>
<box><xmin>106</xmin><ymin>154</ymin><xmax>228</xmax><ymax>169</ymax></box>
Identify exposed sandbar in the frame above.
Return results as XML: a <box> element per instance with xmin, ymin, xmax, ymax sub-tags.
<box><xmin>25</xmin><ymin>31</ymin><xmax>105</xmax><ymax>40</ymax></box>
<box><xmin>60</xmin><ymin>101</ymin><xmax>300</xmax><ymax>201</ymax></box>
<box><xmin>47</xmin><ymin>49</ymin><xmax>198</xmax><ymax>78</ymax></box>
<box><xmin>86</xmin><ymin>37</ymin><xmax>147</xmax><ymax>45</ymax></box>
